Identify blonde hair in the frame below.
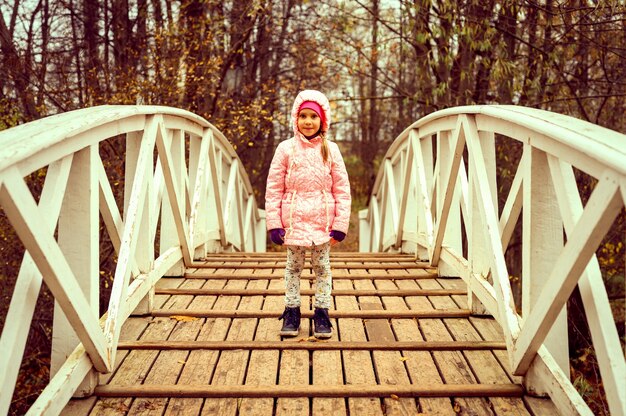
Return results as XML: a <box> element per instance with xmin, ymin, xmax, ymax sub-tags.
<box><xmin>320</xmin><ymin>132</ymin><xmax>330</xmax><ymax>163</ymax></box>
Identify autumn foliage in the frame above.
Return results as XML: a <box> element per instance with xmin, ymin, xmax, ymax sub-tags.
<box><xmin>1</xmin><ymin>0</ymin><xmax>624</xmax><ymax>414</ymax></box>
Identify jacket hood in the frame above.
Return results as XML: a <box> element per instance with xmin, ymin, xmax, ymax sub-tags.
<box><xmin>291</xmin><ymin>90</ymin><xmax>331</xmax><ymax>137</ymax></box>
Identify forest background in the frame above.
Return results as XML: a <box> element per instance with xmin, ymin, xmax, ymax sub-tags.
<box><xmin>0</xmin><ymin>0</ymin><xmax>624</xmax><ymax>414</ymax></box>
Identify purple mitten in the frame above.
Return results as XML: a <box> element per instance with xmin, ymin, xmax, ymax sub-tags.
<box><xmin>269</xmin><ymin>228</ymin><xmax>286</xmax><ymax>245</ymax></box>
<box><xmin>329</xmin><ymin>230</ymin><xmax>346</xmax><ymax>242</ymax></box>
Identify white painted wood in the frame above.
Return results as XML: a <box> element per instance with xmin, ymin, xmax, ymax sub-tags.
<box><xmin>499</xmin><ymin>151</ymin><xmax>525</xmax><ymax>251</ymax></box>
<box><xmin>155</xmin><ymin>121</ymin><xmax>193</xmax><ymax>265</ymax></box>
<box><xmin>529</xmin><ymin>346</ymin><xmax>594</xmax><ymax>416</ymax></box>
<box><xmin>208</xmin><ymin>135</ymin><xmax>226</xmax><ymax>246</ymax></box>
<box><xmin>26</xmin><ymin>343</ymin><xmax>94</xmax><ymax>416</ymax></box>
<box><xmin>431</xmin><ymin>119</ymin><xmax>465</xmax><ymax>265</ymax></box>
<box><xmin>521</xmin><ymin>145</ymin><xmax>569</xmax><ymax>391</ymax></box>
<box><xmin>235</xmin><ymin>175</ymin><xmax>245</xmax><ymax>251</ymax></box>
<box><xmin>0</xmin><ymin>156</ymin><xmax>72</xmax><ymax>416</ymax></box>
<box><xmin>0</xmin><ymin>167</ymin><xmax>109</xmax><ymax>372</ymax></box>
<box><xmin>465</xmin><ymin>115</ymin><xmax>520</xmax><ymax>352</ymax></box>
<box><xmin>150</xmin><ymin>158</ymin><xmax>165</xmax><ymax>247</ymax></box>
<box><xmin>384</xmin><ymin>159</ymin><xmax>399</xmax><ymax>248</ymax></box>
<box><xmin>189</xmin><ymin>129</ymin><xmax>210</xmax><ymax>254</ymax></box>
<box><xmin>548</xmin><ymin>156</ymin><xmax>626</xmax><ymax>416</ymax></box>
<box><xmin>97</xmin><ymin>159</ymin><xmax>142</xmax><ymax>279</ymax></box>
<box><xmin>411</xmin><ymin>131</ymin><xmax>434</xmax><ymax>260</ymax></box>
<box><xmin>188</xmin><ymin>132</ymin><xmax>206</xmax><ymax>258</ymax></box>
<box><xmin>243</xmin><ymin>194</ymin><xmax>254</xmax><ymax>251</ymax></box>
<box><xmin>513</xmin><ymin>174</ymin><xmax>623</xmax><ymax>373</ymax></box>
<box><xmin>223</xmin><ymin>158</ymin><xmax>239</xmax><ymax>248</ymax></box>
<box><xmin>395</xmin><ymin>139</ymin><xmax>413</xmax><ymax>249</ymax></box>
<box><xmin>52</xmin><ymin>145</ymin><xmax>100</xmax><ymax>396</ymax></box>
<box><xmin>439</xmin><ymin>247</ymin><xmax>498</xmax><ymax>316</ymax></box>
<box><xmin>0</xmin><ymin>105</ymin><xmax>265</xmax><ymax>414</ymax></box>
<box><xmin>370</xmin><ymin>197</ymin><xmax>380</xmax><ymax>252</ymax></box>
<box><xmin>160</xmin><ymin>128</ymin><xmax>185</xmax><ymax>276</ymax></box>
<box><xmin>103</xmin><ymin>115</ymin><xmax>158</xmax><ymax>364</ymax></box>
<box><xmin>359</xmin><ymin>208</ymin><xmax>371</xmax><ymax>252</ymax></box>
<box><xmin>362</xmin><ymin>104</ymin><xmax>626</xmax><ymax>416</ymax></box>
<box><xmin>134</xmin><ymin>134</ymin><xmax>156</xmax><ymax>314</ymax></box>
<box><xmin>123</xmin><ymin>247</ymin><xmax>183</xmax><ymax>321</ymax></box>
<box><xmin>438</xmin><ymin>129</ymin><xmax>464</xmax><ymax>276</ymax></box>
<box><xmin>256</xmin><ymin>209</ymin><xmax>266</xmax><ymax>252</ymax></box>
<box><xmin>468</xmin><ymin>131</ymin><xmax>496</xmax><ymax>314</ymax></box>
<box><xmin>377</xmin><ymin>174</ymin><xmax>388</xmax><ymax>252</ymax></box>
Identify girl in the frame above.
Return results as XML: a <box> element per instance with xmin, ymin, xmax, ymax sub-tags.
<box><xmin>265</xmin><ymin>89</ymin><xmax>351</xmax><ymax>338</ymax></box>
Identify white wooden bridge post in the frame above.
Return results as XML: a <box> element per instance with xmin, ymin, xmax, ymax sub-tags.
<box><xmin>189</xmin><ymin>134</ymin><xmax>208</xmax><ymax>257</ymax></box>
<box><xmin>437</xmin><ymin>131</ymin><xmax>462</xmax><ymax>276</ymax></box>
<box><xmin>51</xmin><ymin>145</ymin><xmax>99</xmax><ymax>396</ymax></box>
<box><xmin>359</xmin><ymin>210</ymin><xmax>371</xmax><ymax>252</ymax></box>
<box><xmin>468</xmin><ymin>131</ymin><xmax>496</xmax><ymax>314</ymax></box>
<box><xmin>160</xmin><ymin>129</ymin><xmax>186</xmax><ymax>275</ymax></box>
<box><xmin>414</xmin><ymin>133</ymin><xmax>433</xmax><ymax>260</ymax></box>
<box><xmin>125</xmin><ymin>131</ymin><xmax>155</xmax><ymax>314</ymax></box>
<box><xmin>522</xmin><ymin>145</ymin><xmax>569</xmax><ymax>394</ymax></box>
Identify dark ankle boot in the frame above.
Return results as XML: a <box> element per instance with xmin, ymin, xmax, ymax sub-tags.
<box><xmin>278</xmin><ymin>306</ymin><xmax>301</xmax><ymax>337</ymax></box>
<box><xmin>313</xmin><ymin>307</ymin><xmax>332</xmax><ymax>339</ymax></box>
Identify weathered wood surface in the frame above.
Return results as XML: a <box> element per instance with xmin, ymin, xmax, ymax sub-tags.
<box><xmin>65</xmin><ymin>254</ymin><xmax>557</xmax><ymax>415</ymax></box>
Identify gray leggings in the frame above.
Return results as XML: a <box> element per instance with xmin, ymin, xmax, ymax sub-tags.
<box><xmin>284</xmin><ymin>242</ymin><xmax>332</xmax><ymax>309</ymax></box>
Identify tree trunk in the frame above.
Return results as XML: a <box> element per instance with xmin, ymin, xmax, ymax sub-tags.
<box><xmin>0</xmin><ymin>13</ymin><xmax>39</xmax><ymax>120</ymax></box>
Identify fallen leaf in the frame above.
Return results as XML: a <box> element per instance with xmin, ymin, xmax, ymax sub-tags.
<box><xmin>390</xmin><ymin>394</ymin><xmax>399</xmax><ymax>400</ymax></box>
<box><xmin>178</xmin><ymin>360</ymin><xmax>186</xmax><ymax>364</ymax></box>
<box><xmin>171</xmin><ymin>315</ymin><xmax>199</xmax><ymax>322</ymax></box>
<box><xmin>399</xmin><ymin>357</ymin><xmax>408</xmax><ymax>362</ymax></box>
<box><xmin>453</xmin><ymin>401</ymin><xmax>462</xmax><ymax>413</ymax></box>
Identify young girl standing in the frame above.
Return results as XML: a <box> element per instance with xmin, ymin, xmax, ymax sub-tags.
<box><xmin>265</xmin><ymin>89</ymin><xmax>351</xmax><ymax>338</ymax></box>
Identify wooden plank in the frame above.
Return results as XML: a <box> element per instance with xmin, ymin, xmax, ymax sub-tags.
<box><xmin>523</xmin><ymin>396</ymin><xmax>560</xmax><ymax>415</ymax></box>
<box><xmin>470</xmin><ymin>317</ymin><xmax>523</xmax><ymax>385</ymax></box>
<box><xmin>151</xmin><ymin>309</ymin><xmax>470</xmax><ymax>319</ymax></box>
<box><xmin>95</xmin><ymin>384</ymin><xmax>524</xmax><ymax>398</ymax></box>
<box><xmin>162</xmin><ymin>279</ymin><xmax>234</xmax><ymax>416</ymax></box>
<box><xmin>239</xmin><ymin>278</ymin><xmax>281</xmax><ymax>416</ymax></box>
<box><xmin>276</xmin><ymin>270</ymin><xmax>311</xmax><ymax>415</ymax></box>
<box><xmin>117</xmin><ymin>340</ymin><xmax>506</xmax><ymax>351</ymax></box>
<box><xmin>359</xmin><ymin>278</ymin><xmax>418</xmax><ymax>415</ymax></box>
<box><xmin>410</xmin><ymin>277</ymin><xmax>493</xmax><ymax>415</ymax></box>
<box><xmin>201</xmin><ymin>274</ymin><xmax>263</xmax><ymax>415</ymax></box>
<box><xmin>88</xmin><ymin>278</ymin><xmax>200</xmax><ymax>415</ymax></box>
<box><xmin>198</xmin><ymin>253</ymin><xmax>416</xmax><ymax>259</ymax></box>
<box><xmin>192</xmin><ymin>262</ymin><xmax>432</xmax><ymax>269</ymax></box>
<box><xmin>387</xmin><ymin>278</ymin><xmax>457</xmax><ymax>414</ymax></box>
<box><xmin>432</xmin><ymin>294</ymin><xmax>531</xmax><ymax>415</ymax></box>
<box><xmin>313</xmin><ymin>349</ymin><xmax>346</xmax><ymax>415</ymax></box>
<box><xmin>312</xmin><ymin>277</ymin><xmax>345</xmax><ymax>416</ymax></box>
<box><xmin>155</xmin><ymin>287</ymin><xmax>465</xmax><ymax>297</ymax></box>
<box><xmin>199</xmin><ymin>256</ymin><xmax>417</xmax><ymax>263</ymax></box>
<box><xmin>63</xmin><ymin>318</ymin><xmax>150</xmax><ymax>415</ymax></box>
<box><xmin>184</xmin><ymin>270</ymin><xmax>438</xmax><ymax>279</ymax></box>
<box><xmin>334</xmin><ymin>278</ymin><xmax>383</xmax><ymax>416</ymax></box>
<box><xmin>126</xmin><ymin>277</ymin><xmax>219</xmax><ymax>415</ymax></box>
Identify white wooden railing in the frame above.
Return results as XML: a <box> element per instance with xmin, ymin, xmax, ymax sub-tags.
<box><xmin>359</xmin><ymin>105</ymin><xmax>625</xmax><ymax>416</ymax></box>
<box><xmin>0</xmin><ymin>105</ymin><xmax>265</xmax><ymax>415</ymax></box>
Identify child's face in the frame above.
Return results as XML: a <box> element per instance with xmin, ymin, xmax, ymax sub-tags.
<box><xmin>297</xmin><ymin>109</ymin><xmax>321</xmax><ymax>136</ymax></box>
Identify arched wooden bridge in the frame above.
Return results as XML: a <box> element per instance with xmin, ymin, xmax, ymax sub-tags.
<box><xmin>0</xmin><ymin>105</ymin><xmax>624</xmax><ymax>415</ymax></box>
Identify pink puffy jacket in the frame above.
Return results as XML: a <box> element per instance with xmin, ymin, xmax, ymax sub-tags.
<box><xmin>265</xmin><ymin>90</ymin><xmax>351</xmax><ymax>247</ymax></box>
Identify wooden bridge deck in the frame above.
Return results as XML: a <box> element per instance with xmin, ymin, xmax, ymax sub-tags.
<box><xmin>64</xmin><ymin>253</ymin><xmax>558</xmax><ymax>415</ymax></box>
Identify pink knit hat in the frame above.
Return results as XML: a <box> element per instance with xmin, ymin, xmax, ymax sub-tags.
<box><xmin>298</xmin><ymin>101</ymin><xmax>326</xmax><ymax>129</ymax></box>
